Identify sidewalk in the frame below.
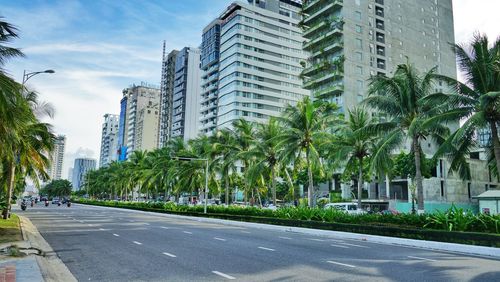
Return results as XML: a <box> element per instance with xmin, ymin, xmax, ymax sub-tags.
<box><xmin>0</xmin><ymin>214</ymin><xmax>76</xmax><ymax>282</ymax></box>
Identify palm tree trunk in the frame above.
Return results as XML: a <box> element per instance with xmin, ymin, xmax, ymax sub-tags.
<box><xmin>413</xmin><ymin>137</ymin><xmax>425</xmax><ymax>212</ymax></box>
<box><xmin>490</xmin><ymin>121</ymin><xmax>500</xmax><ymax>179</ymax></box>
<box><xmin>2</xmin><ymin>163</ymin><xmax>16</xmax><ymax>219</ymax></box>
<box><xmin>306</xmin><ymin>149</ymin><xmax>314</xmax><ymax>208</ymax></box>
<box><xmin>224</xmin><ymin>175</ymin><xmax>230</xmax><ymax>205</ymax></box>
<box><xmin>271</xmin><ymin>166</ymin><xmax>277</xmax><ymax>205</ymax></box>
<box><xmin>357</xmin><ymin>157</ymin><xmax>363</xmax><ymax>210</ymax></box>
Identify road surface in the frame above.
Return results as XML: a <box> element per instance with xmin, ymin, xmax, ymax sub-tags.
<box><xmin>19</xmin><ymin>203</ymin><xmax>500</xmax><ymax>281</ymax></box>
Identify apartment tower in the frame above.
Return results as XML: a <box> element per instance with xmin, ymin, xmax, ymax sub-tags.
<box><xmin>99</xmin><ymin>113</ymin><xmax>119</xmax><ymax>167</ymax></box>
<box><xmin>158</xmin><ymin>46</ymin><xmax>179</xmax><ymax>147</ymax></box>
<box><xmin>213</xmin><ymin>0</ymin><xmax>310</xmax><ymax>129</ymax></box>
<box><xmin>199</xmin><ymin>19</ymin><xmax>222</xmax><ymax>135</ymax></box>
<box><xmin>170</xmin><ymin>47</ymin><xmax>201</xmax><ymax>141</ymax></box>
<box><xmin>47</xmin><ymin>135</ymin><xmax>65</xmax><ymax>180</ymax></box>
<box><xmin>71</xmin><ymin>158</ymin><xmax>96</xmax><ymax>191</ymax></box>
<box><xmin>118</xmin><ymin>83</ymin><xmax>160</xmax><ymax>160</ymax></box>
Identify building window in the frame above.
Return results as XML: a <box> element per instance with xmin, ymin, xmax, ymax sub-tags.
<box><xmin>468</xmin><ymin>183</ymin><xmax>471</xmax><ymax>199</ymax></box>
<box><xmin>356</xmin><ymin>38</ymin><xmax>362</xmax><ymax>48</ymax></box>
<box><xmin>376</xmin><ymin>32</ymin><xmax>385</xmax><ymax>43</ymax></box>
<box><xmin>376</xmin><ymin>19</ymin><xmax>384</xmax><ymax>30</ymax></box>
<box><xmin>440</xmin><ymin>180</ymin><xmax>445</xmax><ymax>197</ymax></box>
<box><xmin>375</xmin><ymin>0</ymin><xmax>384</xmax><ymax>4</ymax></box>
<box><xmin>375</xmin><ymin>6</ymin><xmax>384</xmax><ymax>17</ymax></box>
<box><xmin>355</xmin><ymin>25</ymin><xmax>362</xmax><ymax>33</ymax></box>
<box><xmin>355</xmin><ymin>52</ymin><xmax>363</xmax><ymax>61</ymax></box>
<box><xmin>376</xmin><ymin>45</ymin><xmax>385</xmax><ymax>56</ymax></box>
<box><xmin>355</xmin><ymin>11</ymin><xmax>362</xmax><ymax>20</ymax></box>
<box><xmin>377</xmin><ymin>58</ymin><xmax>386</xmax><ymax>69</ymax></box>
<box><xmin>356</xmin><ymin>66</ymin><xmax>363</xmax><ymax>74</ymax></box>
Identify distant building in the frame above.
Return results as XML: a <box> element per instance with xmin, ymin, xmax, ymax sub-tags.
<box><xmin>67</xmin><ymin>167</ymin><xmax>73</xmax><ymax>183</ymax></box>
<box><xmin>71</xmin><ymin>158</ymin><xmax>96</xmax><ymax>191</ymax></box>
<box><xmin>117</xmin><ymin>83</ymin><xmax>161</xmax><ymax>160</ymax></box>
<box><xmin>99</xmin><ymin>114</ymin><xmax>119</xmax><ymax>167</ymax></box>
<box><xmin>199</xmin><ymin>19</ymin><xmax>222</xmax><ymax>135</ymax></box>
<box><xmin>158</xmin><ymin>46</ymin><xmax>179</xmax><ymax>148</ymax></box>
<box><xmin>170</xmin><ymin>47</ymin><xmax>201</xmax><ymax>141</ymax></box>
<box><xmin>47</xmin><ymin>135</ymin><xmax>65</xmax><ymax>180</ymax></box>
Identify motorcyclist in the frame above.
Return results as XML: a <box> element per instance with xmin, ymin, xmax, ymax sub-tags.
<box><xmin>21</xmin><ymin>199</ymin><xmax>27</xmax><ymax>211</ymax></box>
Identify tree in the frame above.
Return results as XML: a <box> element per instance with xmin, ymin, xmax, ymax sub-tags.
<box><xmin>41</xmin><ymin>179</ymin><xmax>72</xmax><ymax>198</ymax></box>
<box><xmin>428</xmin><ymin>33</ymin><xmax>500</xmax><ymax>179</ymax></box>
<box><xmin>365</xmin><ymin>63</ymin><xmax>449</xmax><ymax>212</ymax></box>
<box><xmin>277</xmin><ymin>97</ymin><xmax>334</xmax><ymax>207</ymax></box>
<box><xmin>325</xmin><ymin>108</ymin><xmax>380</xmax><ymax>209</ymax></box>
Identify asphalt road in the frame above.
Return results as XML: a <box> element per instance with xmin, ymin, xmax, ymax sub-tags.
<box><xmin>18</xmin><ymin>203</ymin><xmax>500</xmax><ymax>282</ymax></box>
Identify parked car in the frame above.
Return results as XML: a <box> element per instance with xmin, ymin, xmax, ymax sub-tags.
<box><xmin>324</xmin><ymin>202</ymin><xmax>366</xmax><ymax>215</ymax></box>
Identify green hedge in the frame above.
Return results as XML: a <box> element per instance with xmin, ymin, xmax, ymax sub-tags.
<box><xmin>75</xmin><ymin>199</ymin><xmax>500</xmax><ymax>247</ymax></box>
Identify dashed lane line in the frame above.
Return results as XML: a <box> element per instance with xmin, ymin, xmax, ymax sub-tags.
<box><xmin>327</xmin><ymin>261</ymin><xmax>356</xmax><ymax>268</ymax></box>
<box><xmin>279</xmin><ymin>236</ymin><xmax>292</xmax><ymax>240</ymax></box>
<box><xmin>183</xmin><ymin>231</ymin><xmax>193</xmax><ymax>234</ymax></box>
<box><xmin>133</xmin><ymin>241</ymin><xmax>142</xmax><ymax>245</ymax></box>
<box><xmin>214</xmin><ymin>237</ymin><xmax>226</xmax><ymax>241</ymax></box>
<box><xmin>407</xmin><ymin>256</ymin><xmax>437</xmax><ymax>262</ymax></box>
<box><xmin>339</xmin><ymin>242</ymin><xmax>369</xmax><ymax>248</ymax></box>
<box><xmin>258</xmin><ymin>247</ymin><xmax>275</xmax><ymax>252</ymax></box>
<box><xmin>113</xmin><ymin>234</ymin><xmax>120</xmax><ymax>237</ymax></box>
<box><xmin>212</xmin><ymin>271</ymin><xmax>236</xmax><ymax>280</ymax></box>
<box><xmin>330</xmin><ymin>244</ymin><xmax>349</xmax><ymax>249</ymax></box>
<box><xmin>162</xmin><ymin>252</ymin><xmax>177</xmax><ymax>258</ymax></box>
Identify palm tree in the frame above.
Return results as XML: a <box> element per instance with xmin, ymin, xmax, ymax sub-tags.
<box><xmin>244</xmin><ymin>118</ymin><xmax>283</xmax><ymax>205</ymax></box>
<box><xmin>324</xmin><ymin>108</ymin><xmax>381</xmax><ymax>209</ymax></box>
<box><xmin>231</xmin><ymin>119</ymin><xmax>255</xmax><ymax>204</ymax></box>
<box><xmin>212</xmin><ymin>129</ymin><xmax>237</xmax><ymax>205</ymax></box>
<box><xmin>428</xmin><ymin>34</ymin><xmax>500</xmax><ymax>179</ymax></box>
<box><xmin>277</xmin><ymin>97</ymin><xmax>334</xmax><ymax>207</ymax></box>
<box><xmin>365</xmin><ymin>63</ymin><xmax>449</xmax><ymax>212</ymax></box>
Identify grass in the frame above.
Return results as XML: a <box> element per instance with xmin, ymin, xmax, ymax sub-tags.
<box><xmin>0</xmin><ymin>214</ymin><xmax>22</xmax><ymax>244</ymax></box>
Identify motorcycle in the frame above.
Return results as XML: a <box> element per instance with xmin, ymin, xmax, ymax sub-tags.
<box><xmin>30</xmin><ymin>200</ymin><xmax>34</xmax><ymax>207</ymax></box>
<box><xmin>57</xmin><ymin>202</ymin><xmax>61</xmax><ymax>206</ymax></box>
<box><xmin>21</xmin><ymin>201</ymin><xmax>27</xmax><ymax>211</ymax></box>
<box><xmin>67</xmin><ymin>202</ymin><xmax>71</xmax><ymax>207</ymax></box>
<box><xmin>45</xmin><ymin>201</ymin><xmax>49</xmax><ymax>207</ymax></box>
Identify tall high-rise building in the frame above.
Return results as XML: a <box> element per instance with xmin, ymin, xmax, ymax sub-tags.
<box><xmin>158</xmin><ymin>46</ymin><xmax>179</xmax><ymax>148</ymax></box>
<box><xmin>47</xmin><ymin>135</ymin><xmax>65</xmax><ymax>180</ymax></box>
<box><xmin>212</xmin><ymin>0</ymin><xmax>309</xmax><ymax>129</ymax></box>
<box><xmin>117</xmin><ymin>83</ymin><xmax>161</xmax><ymax>160</ymax></box>
<box><xmin>99</xmin><ymin>114</ymin><xmax>119</xmax><ymax>167</ymax></box>
<box><xmin>71</xmin><ymin>158</ymin><xmax>96</xmax><ymax>191</ymax></box>
<box><xmin>301</xmin><ymin>0</ymin><xmax>456</xmax><ymax>113</ymax></box>
<box><xmin>170</xmin><ymin>47</ymin><xmax>201</xmax><ymax>141</ymax></box>
<box><xmin>199</xmin><ymin>19</ymin><xmax>222</xmax><ymax>135</ymax></box>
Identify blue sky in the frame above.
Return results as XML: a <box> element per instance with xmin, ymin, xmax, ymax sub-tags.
<box><xmin>1</xmin><ymin>0</ymin><xmax>500</xmax><ymax>178</ymax></box>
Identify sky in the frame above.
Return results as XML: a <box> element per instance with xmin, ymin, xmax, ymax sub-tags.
<box><xmin>1</xmin><ymin>0</ymin><xmax>499</xmax><ymax>179</ymax></box>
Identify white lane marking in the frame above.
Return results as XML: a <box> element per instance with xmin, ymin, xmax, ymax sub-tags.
<box><xmin>240</xmin><ymin>231</ymin><xmax>251</xmax><ymax>234</ymax></box>
<box><xmin>160</xmin><ymin>226</ymin><xmax>170</xmax><ymax>229</ymax></box>
<box><xmin>133</xmin><ymin>241</ymin><xmax>142</xmax><ymax>245</ymax></box>
<box><xmin>212</xmin><ymin>271</ymin><xmax>236</xmax><ymax>280</ymax></box>
<box><xmin>183</xmin><ymin>231</ymin><xmax>192</xmax><ymax>234</ymax></box>
<box><xmin>331</xmin><ymin>244</ymin><xmax>349</xmax><ymax>249</ymax></box>
<box><xmin>87</xmin><ymin>224</ymin><xmax>93</xmax><ymax>227</ymax></box>
<box><xmin>129</xmin><ymin>220</ymin><xmax>135</xmax><ymax>222</ymax></box>
<box><xmin>407</xmin><ymin>256</ymin><xmax>437</xmax><ymax>262</ymax></box>
<box><xmin>258</xmin><ymin>247</ymin><xmax>275</xmax><ymax>251</ymax></box>
<box><xmin>327</xmin><ymin>260</ymin><xmax>356</xmax><ymax>268</ymax></box>
<box><xmin>162</xmin><ymin>252</ymin><xmax>177</xmax><ymax>258</ymax></box>
<box><xmin>279</xmin><ymin>236</ymin><xmax>292</xmax><ymax>240</ymax></box>
<box><xmin>113</xmin><ymin>234</ymin><xmax>120</xmax><ymax>237</ymax></box>
<box><xmin>339</xmin><ymin>242</ymin><xmax>369</xmax><ymax>248</ymax></box>
<box><xmin>79</xmin><ymin>220</ymin><xmax>84</xmax><ymax>223</ymax></box>
<box><xmin>214</xmin><ymin>237</ymin><xmax>226</xmax><ymax>241</ymax></box>
<box><xmin>309</xmin><ymin>238</ymin><xmax>326</xmax><ymax>242</ymax></box>
<box><xmin>144</xmin><ymin>223</ymin><xmax>150</xmax><ymax>225</ymax></box>
<box><xmin>99</xmin><ymin>228</ymin><xmax>106</xmax><ymax>231</ymax></box>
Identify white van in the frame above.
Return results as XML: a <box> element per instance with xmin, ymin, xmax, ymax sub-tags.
<box><xmin>324</xmin><ymin>202</ymin><xmax>365</xmax><ymax>215</ymax></box>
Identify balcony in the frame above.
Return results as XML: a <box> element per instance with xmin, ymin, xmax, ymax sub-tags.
<box><xmin>303</xmin><ymin>28</ymin><xmax>342</xmax><ymax>51</ymax></box>
<box><xmin>303</xmin><ymin>1</ymin><xmax>343</xmax><ymax>25</ymax></box>
<box><xmin>313</xmin><ymin>84</ymin><xmax>344</xmax><ymax>99</ymax></box>
<box><xmin>310</xmin><ymin>41</ymin><xmax>343</xmax><ymax>59</ymax></box>
<box><xmin>303</xmin><ymin>17</ymin><xmax>344</xmax><ymax>39</ymax></box>
<box><xmin>303</xmin><ymin>71</ymin><xmax>343</xmax><ymax>89</ymax></box>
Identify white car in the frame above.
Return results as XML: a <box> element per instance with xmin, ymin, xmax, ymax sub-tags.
<box><xmin>324</xmin><ymin>202</ymin><xmax>366</xmax><ymax>215</ymax></box>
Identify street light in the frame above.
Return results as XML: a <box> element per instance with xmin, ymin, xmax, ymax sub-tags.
<box><xmin>22</xmin><ymin>69</ymin><xmax>55</xmax><ymax>87</ymax></box>
<box><xmin>173</xmin><ymin>157</ymin><xmax>209</xmax><ymax>214</ymax></box>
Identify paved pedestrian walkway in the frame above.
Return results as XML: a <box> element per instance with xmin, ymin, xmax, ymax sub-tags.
<box><xmin>0</xmin><ymin>257</ymin><xmax>42</xmax><ymax>282</ymax></box>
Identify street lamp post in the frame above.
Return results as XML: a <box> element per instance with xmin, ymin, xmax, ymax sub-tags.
<box><xmin>22</xmin><ymin>69</ymin><xmax>55</xmax><ymax>88</ymax></box>
<box><xmin>173</xmin><ymin>157</ymin><xmax>209</xmax><ymax>214</ymax></box>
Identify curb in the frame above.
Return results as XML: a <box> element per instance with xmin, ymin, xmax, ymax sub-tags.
<box><xmin>18</xmin><ymin>216</ymin><xmax>77</xmax><ymax>282</ymax></box>
<box><xmin>76</xmin><ymin>204</ymin><xmax>500</xmax><ymax>259</ymax></box>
